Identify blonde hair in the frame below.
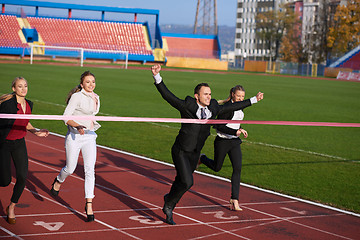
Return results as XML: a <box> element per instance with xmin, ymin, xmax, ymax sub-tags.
<box><xmin>218</xmin><ymin>85</ymin><xmax>245</xmax><ymax>105</ymax></box>
<box><xmin>0</xmin><ymin>77</ymin><xmax>27</xmax><ymax>104</ymax></box>
<box><xmin>66</xmin><ymin>71</ymin><xmax>95</xmax><ymax>104</ymax></box>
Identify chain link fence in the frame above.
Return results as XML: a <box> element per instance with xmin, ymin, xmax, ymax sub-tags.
<box><xmin>229</xmin><ymin>58</ymin><xmax>326</xmax><ymax>77</ymax></box>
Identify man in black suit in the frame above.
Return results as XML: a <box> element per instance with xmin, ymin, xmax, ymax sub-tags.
<box><xmin>151</xmin><ymin>64</ymin><xmax>263</xmax><ymax>225</ymax></box>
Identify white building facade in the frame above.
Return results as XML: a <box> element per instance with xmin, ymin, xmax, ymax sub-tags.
<box><xmin>234</xmin><ymin>0</ymin><xmax>343</xmax><ymax>66</ymax></box>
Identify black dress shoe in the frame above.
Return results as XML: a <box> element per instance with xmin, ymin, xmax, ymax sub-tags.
<box><xmin>85</xmin><ymin>202</ymin><xmax>95</xmax><ymax>222</ymax></box>
<box><xmin>50</xmin><ymin>178</ymin><xmax>60</xmax><ymax>196</ymax></box>
<box><xmin>162</xmin><ymin>194</ymin><xmax>176</xmax><ymax>225</ymax></box>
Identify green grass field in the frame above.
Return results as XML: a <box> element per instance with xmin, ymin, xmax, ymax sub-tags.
<box><xmin>1</xmin><ymin>62</ymin><xmax>359</xmax><ymax>213</ymax></box>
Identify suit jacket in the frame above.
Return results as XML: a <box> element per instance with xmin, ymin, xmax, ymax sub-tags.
<box><xmin>0</xmin><ymin>95</ymin><xmax>33</xmax><ymax>143</ymax></box>
<box><xmin>155</xmin><ymin>81</ymin><xmax>252</xmax><ymax>152</ymax></box>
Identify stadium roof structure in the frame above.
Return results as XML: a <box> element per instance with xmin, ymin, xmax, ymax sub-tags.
<box><xmin>1</xmin><ymin>0</ymin><xmax>159</xmax><ymax>16</ymax></box>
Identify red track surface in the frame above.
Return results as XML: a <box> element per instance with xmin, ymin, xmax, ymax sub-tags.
<box><xmin>1</xmin><ymin>133</ymin><xmax>359</xmax><ymax>239</ymax></box>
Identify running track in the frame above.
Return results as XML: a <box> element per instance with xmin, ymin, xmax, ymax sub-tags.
<box><xmin>1</xmin><ymin>133</ymin><xmax>359</xmax><ymax>240</ymax></box>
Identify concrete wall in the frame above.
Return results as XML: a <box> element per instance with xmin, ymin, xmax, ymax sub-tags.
<box><xmin>166</xmin><ymin>57</ymin><xmax>228</xmax><ymax>71</ymax></box>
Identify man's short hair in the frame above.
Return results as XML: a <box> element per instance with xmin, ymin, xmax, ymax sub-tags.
<box><xmin>194</xmin><ymin>83</ymin><xmax>209</xmax><ymax>95</ymax></box>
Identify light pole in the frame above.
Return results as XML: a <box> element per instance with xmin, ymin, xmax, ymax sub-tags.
<box><xmin>307</xmin><ymin>30</ymin><xmax>316</xmax><ymax>75</ymax></box>
<box><xmin>242</xmin><ymin>52</ymin><xmax>247</xmax><ymax>69</ymax></box>
<box><xmin>269</xmin><ymin>35</ymin><xmax>273</xmax><ymax>73</ymax></box>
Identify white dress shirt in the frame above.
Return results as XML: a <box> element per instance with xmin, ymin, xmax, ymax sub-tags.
<box><xmin>154</xmin><ymin>73</ymin><xmax>258</xmax><ymax>123</ymax></box>
<box><xmin>153</xmin><ymin>73</ymin><xmax>162</xmax><ymax>84</ymax></box>
<box><xmin>196</xmin><ymin>104</ymin><xmax>212</xmax><ymax>119</ymax></box>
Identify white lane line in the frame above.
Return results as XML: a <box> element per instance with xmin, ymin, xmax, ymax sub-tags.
<box><xmin>244</xmin><ymin>140</ymin><xmax>348</xmax><ymax>161</ymax></box>
<box><xmin>281</xmin><ymin>207</ymin><xmax>306</xmax><ymax>215</ymax></box>
<box><xmin>27</xmin><ymin>133</ymin><xmax>359</xmax><ymax>240</ymax></box>
<box><xmin>96</xmin><ymin>138</ymin><xmax>360</xmax><ymax>218</ymax></box>
<box><xmin>24</xmin><ymin>159</ymin><xmax>142</xmax><ymax>240</ymax></box>
<box><xmin>2</xmin><ymin>228</ymin><xmax>115</xmax><ymax>239</ymax></box>
<box><xmin>27</xmin><ymin>145</ymin><xmax>251</xmax><ymax>239</ymax></box>
<box><xmin>240</xmin><ymin>205</ymin><xmax>353</xmax><ymax>240</ymax></box>
<box><xmin>2</xmin><ymin>208</ymin><xmax>343</xmax><ymax>224</ymax></box>
<box><xmin>0</xmin><ymin>226</ymin><xmax>24</xmax><ymax>240</ymax></box>
<box><xmin>138</xmin><ymin>123</ymin><xmax>351</xmax><ymax>161</ymax></box>
<box><xmin>129</xmin><ymin>120</ymin><xmax>350</xmax><ymax>161</ymax></box>
<box><xmin>189</xmin><ymin>219</ymin><xmax>285</xmax><ymax>240</ymax></box>
<box><xmin>27</xmin><ymin>138</ymin><xmax>293</xmax><ymax>239</ymax></box>
<box><xmin>1</xmin><ymin>205</ymin><xmax>331</xmax><ymax>222</ymax></box>
<box><xmin>11</xmin><ymin>212</ymin><xmax>348</xmax><ymax>239</ymax></box>
<box><xmin>189</xmin><ymin>212</ymin><xmax>349</xmax><ymax>240</ymax></box>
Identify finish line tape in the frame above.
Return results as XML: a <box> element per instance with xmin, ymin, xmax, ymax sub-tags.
<box><xmin>0</xmin><ymin>114</ymin><xmax>359</xmax><ymax>127</ymax></box>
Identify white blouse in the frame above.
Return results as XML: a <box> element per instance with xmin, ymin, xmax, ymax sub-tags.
<box><xmin>216</xmin><ymin>109</ymin><xmax>244</xmax><ymax>139</ymax></box>
<box><xmin>63</xmin><ymin>89</ymin><xmax>101</xmax><ymax>132</ymax></box>
<box><xmin>216</xmin><ymin>97</ymin><xmax>257</xmax><ymax>139</ymax></box>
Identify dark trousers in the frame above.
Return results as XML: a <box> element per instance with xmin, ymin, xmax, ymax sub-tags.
<box><xmin>0</xmin><ymin>138</ymin><xmax>28</xmax><ymax>203</ymax></box>
<box><xmin>166</xmin><ymin>144</ymin><xmax>200</xmax><ymax>207</ymax></box>
<box><xmin>201</xmin><ymin>136</ymin><xmax>242</xmax><ymax>200</ymax></box>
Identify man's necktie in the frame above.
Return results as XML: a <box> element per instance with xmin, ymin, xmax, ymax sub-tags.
<box><xmin>200</xmin><ymin>108</ymin><xmax>207</xmax><ymax>119</ymax></box>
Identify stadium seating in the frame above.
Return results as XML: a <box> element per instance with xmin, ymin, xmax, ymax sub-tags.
<box><xmin>0</xmin><ymin>15</ymin><xmax>28</xmax><ymax>48</ymax></box>
<box><xmin>1</xmin><ymin>13</ymin><xmax>222</xmax><ymax>67</ymax></box>
<box><xmin>26</xmin><ymin>17</ymin><xmax>152</xmax><ymax>55</ymax></box>
<box><xmin>340</xmin><ymin>52</ymin><xmax>360</xmax><ymax>70</ymax></box>
<box><xmin>164</xmin><ymin>36</ymin><xmax>219</xmax><ymax>59</ymax></box>
<box><xmin>0</xmin><ymin>14</ymin><xmax>152</xmax><ymax>56</ymax></box>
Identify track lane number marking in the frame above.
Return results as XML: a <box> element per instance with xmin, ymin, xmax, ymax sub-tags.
<box><xmin>33</xmin><ymin>221</ymin><xmax>64</xmax><ymax>231</ymax></box>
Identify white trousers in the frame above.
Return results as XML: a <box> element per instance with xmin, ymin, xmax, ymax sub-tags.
<box><xmin>57</xmin><ymin>130</ymin><xmax>97</xmax><ymax>199</ymax></box>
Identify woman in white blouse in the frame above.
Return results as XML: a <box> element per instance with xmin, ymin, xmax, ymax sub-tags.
<box><xmin>50</xmin><ymin>71</ymin><xmax>100</xmax><ymax>222</ymax></box>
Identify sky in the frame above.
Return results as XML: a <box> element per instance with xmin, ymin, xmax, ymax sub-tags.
<box><xmin>6</xmin><ymin>0</ymin><xmax>237</xmax><ymax>27</ymax></box>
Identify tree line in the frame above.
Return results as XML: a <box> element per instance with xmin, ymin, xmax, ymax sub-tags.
<box><xmin>255</xmin><ymin>0</ymin><xmax>360</xmax><ymax>64</ymax></box>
